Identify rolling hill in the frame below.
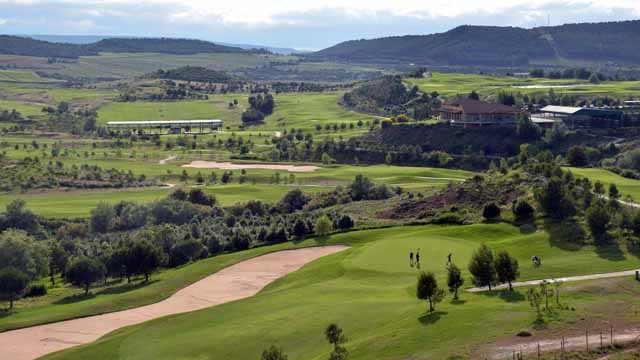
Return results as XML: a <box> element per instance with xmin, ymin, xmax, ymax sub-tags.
<box><xmin>310</xmin><ymin>20</ymin><xmax>640</xmax><ymax>67</ymax></box>
<box><xmin>0</xmin><ymin>35</ymin><xmax>254</xmax><ymax>58</ymax></box>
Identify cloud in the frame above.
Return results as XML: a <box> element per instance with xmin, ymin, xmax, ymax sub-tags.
<box><xmin>0</xmin><ymin>0</ymin><xmax>638</xmax><ymax>48</ymax></box>
<box><xmin>0</xmin><ymin>18</ymin><xmax>6</xmax><ymax>26</ymax></box>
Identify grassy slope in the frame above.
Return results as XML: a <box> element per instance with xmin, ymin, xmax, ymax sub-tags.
<box><xmin>0</xmin><ymin>185</ymin><xmax>332</xmax><ymax>218</ymax></box>
<box><xmin>566</xmin><ymin>167</ymin><xmax>640</xmax><ymax>201</ymax></box>
<box><xmin>43</xmin><ymin>223</ymin><xmax>640</xmax><ymax>360</ymax></box>
<box><xmin>0</xmin><ymin>69</ymin><xmax>58</xmax><ymax>83</ymax></box>
<box><xmin>0</xmin><ymin>165</ymin><xmax>471</xmax><ymax>218</ymax></box>
<box><xmin>407</xmin><ymin>72</ymin><xmax>640</xmax><ymax>99</ymax></box>
<box><xmin>0</xmin><ymin>240</ymin><xmax>320</xmax><ymax>333</ymax></box>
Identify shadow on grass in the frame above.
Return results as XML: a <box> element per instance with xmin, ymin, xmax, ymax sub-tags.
<box><xmin>543</xmin><ymin>218</ymin><xmax>586</xmax><ymax>251</ymax></box>
<box><xmin>54</xmin><ymin>292</ymin><xmax>96</xmax><ymax>305</ymax></box>
<box><xmin>450</xmin><ymin>299</ymin><xmax>467</xmax><ymax>305</ymax></box>
<box><xmin>97</xmin><ymin>279</ymin><xmax>159</xmax><ymax>296</ymax></box>
<box><xmin>594</xmin><ymin>240</ymin><xmax>625</xmax><ymax>261</ymax></box>
<box><xmin>480</xmin><ymin>289</ymin><xmax>526</xmax><ymax>303</ymax></box>
<box><xmin>419</xmin><ymin>310</ymin><xmax>447</xmax><ymax>325</ymax></box>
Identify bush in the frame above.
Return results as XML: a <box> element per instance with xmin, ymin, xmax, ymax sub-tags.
<box><xmin>24</xmin><ymin>284</ymin><xmax>47</xmax><ymax>298</ymax></box>
<box><xmin>337</xmin><ymin>215</ymin><xmax>354</xmax><ymax>230</ymax></box>
<box><xmin>482</xmin><ymin>203</ymin><xmax>501</xmax><ymax>220</ymax></box>
<box><xmin>512</xmin><ymin>199</ymin><xmax>534</xmax><ymax>221</ymax></box>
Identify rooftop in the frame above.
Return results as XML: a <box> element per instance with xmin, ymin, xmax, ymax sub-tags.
<box><xmin>442</xmin><ymin>99</ymin><xmax>520</xmax><ymax>115</ymax></box>
<box><xmin>107</xmin><ymin>119</ymin><xmax>223</xmax><ymax>126</ymax></box>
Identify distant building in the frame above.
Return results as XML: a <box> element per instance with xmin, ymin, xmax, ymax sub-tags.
<box><xmin>536</xmin><ymin>106</ymin><xmax>624</xmax><ymax>128</ymax></box>
<box><xmin>623</xmin><ymin>100</ymin><xmax>640</xmax><ymax>109</ymax></box>
<box><xmin>437</xmin><ymin>99</ymin><xmax>522</xmax><ymax>127</ymax></box>
<box><xmin>107</xmin><ymin>119</ymin><xmax>223</xmax><ymax>134</ymax></box>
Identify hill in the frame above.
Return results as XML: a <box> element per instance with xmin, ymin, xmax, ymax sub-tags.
<box><xmin>310</xmin><ymin>20</ymin><xmax>640</xmax><ymax>67</ymax></box>
<box><xmin>0</xmin><ymin>35</ymin><xmax>252</xmax><ymax>58</ymax></box>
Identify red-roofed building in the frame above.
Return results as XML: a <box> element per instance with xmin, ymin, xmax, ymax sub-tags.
<box><xmin>437</xmin><ymin>99</ymin><xmax>523</xmax><ymax>127</ymax></box>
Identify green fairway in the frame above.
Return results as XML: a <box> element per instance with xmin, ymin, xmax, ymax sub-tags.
<box><xmin>0</xmin><ymin>184</ymin><xmax>333</xmax><ymax>218</ymax></box>
<box><xmin>0</xmin><ymin>69</ymin><xmax>58</xmax><ymax>83</ymax></box>
<box><xmin>43</xmin><ymin>223</ymin><xmax>640</xmax><ymax>360</ymax></box>
<box><xmin>565</xmin><ymin>167</ymin><xmax>640</xmax><ymax>201</ymax></box>
<box><xmin>407</xmin><ymin>72</ymin><xmax>640</xmax><ymax>100</ymax></box>
<box><xmin>0</xmin><ymin>99</ymin><xmax>47</xmax><ymax>117</ymax></box>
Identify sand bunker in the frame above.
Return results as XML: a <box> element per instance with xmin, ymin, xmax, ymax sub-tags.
<box><xmin>0</xmin><ymin>245</ymin><xmax>348</xmax><ymax>360</ymax></box>
<box><xmin>182</xmin><ymin>160</ymin><xmax>320</xmax><ymax>173</ymax></box>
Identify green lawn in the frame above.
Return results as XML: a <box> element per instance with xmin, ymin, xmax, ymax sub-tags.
<box><xmin>407</xmin><ymin>72</ymin><xmax>640</xmax><ymax>100</ymax></box>
<box><xmin>0</xmin><ymin>164</ymin><xmax>471</xmax><ymax>218</ymax></box>
<box><xmin>0</xmin><ymin>99</ymin><xmax>47</xmax><ymax>118</ymax></box>
<box><xmin>565</xmin><ymin>167</ymin><xmax>640</xmax><ymax>201</ymax></box>
<box><xmin>43</xmin><ymin>223</ymin><xmax>640</xmax><ymax>360</ymax></box>
<box><xmin>0</xmin><ymin>184</ymin><xmax>333</xmax><ymax>218</ymax></box>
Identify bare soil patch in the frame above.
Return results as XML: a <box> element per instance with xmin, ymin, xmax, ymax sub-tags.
<box><xmin>0</xmin><ymin>245</ymin><xmax>348</xmax><ymax>360</ymax></box>
<box><xmin>182</xmin><ymin>160</ymin><xmax>320</xmax><ymax>173</ymax></box>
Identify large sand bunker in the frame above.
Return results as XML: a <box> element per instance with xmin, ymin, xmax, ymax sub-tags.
<box><xmin>182</xmin><ymin>160</ymin><xmax>320</xmax><ymax>172</ymax></box>
<box><xmin>0</xmin><ymin>245</ymin><xmax>348</xmax><ymax>360</ymax></box>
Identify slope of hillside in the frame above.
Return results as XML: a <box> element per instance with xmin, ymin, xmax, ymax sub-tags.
<box><xmin>310</xmin><ymin>20</ymin><xmax>640</xmax><ymax>67</ymax></box>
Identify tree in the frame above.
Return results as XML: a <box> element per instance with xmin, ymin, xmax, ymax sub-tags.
<box><xmin>90</xmin><ymin>202</ymin><xmax>115</xmax><ymax>233</ymax></box>
<box><xmin>279</xmin><ymin>189</ymin><xmax>310</xmax><ymax>213</ymax></box>
<box><xmin>261</xmin><ymin>345</ymin><xmax>288</xmax><ymax>360</ymax></box>
<box><xmin>292</xmin><ymin>219</ymin><xmax>310</xmax><ymax>238</ymax></box>
<box><xmin>482</xmin><ymin>203</ymin><xmax>501</xmax><ymax>221</ymax></box>
<box><xmin>468</xmin><ymin>91</ymin><xmax>480</xmax><ymax>100</ymax></box>
<box><xmin>127</xmin><ymin>240</ymin><xmax>163</xmax><ymax>282</ymax></box>
<box><xmin>349</xmin><ymin>174</ymin><xmax>374</xmax><ymax>201</ymax></box>
<box><xmin>468</xmin><ymin>244</ymin><xmax>496</xmax><ymax>291</ymax></box>
<box><xmin>48</xmin><ymin>244</ymin><xmax>69</xmax><ymax>285</ymax></box>
<box><xmin>416</xmin><ymin>271</ymin><xmax>445</xmax><ymax>312</ymax></box>
<box><xmin>446</xmin><ymin>263</ymin><xmax>464</xmax><ymax>300</ymax></box>
<box><xmin>512</xmin><ymin>199</ymin><xmax>535</xmax><ymax>222</ymax></box>
<box><xmin>586</xmin><ymin>201</ymin><xmax>610</xmax><ymax>239</ymax></box>
<box><xmin>535</xmin><ymin>177</ymin><xmax>575</xmax><ymax>219</ymax></box>
<box><xmin>494</xmin><ymin>251</ymin><xmax>519</xmax><ymax>291</ymax></box>
<box><xmin>325</xmin><ymin>324</ymin><xmax>348</xmax><ymax>360</ymax></box>
<box><xmin>0</xmin><ymin>230</ymin><xmax>48</xmax><ymax>281</ymax></box>
<box><xmin>527</xmin><ymin>287</ymin><xmax>543</xmax><ymax>321</ymax></box>
<box><xmin>337</xmin><ymin>215</ymin><xmax>354</xmax><ymax>230</ymax></box>
<box><xmin>609</xmin><ymin>183</ymin><xmax>620</xmax><ymax>200</ymax></box>
<box><xmin>315</xmin><ymin>215</ymin><xmax>333</xmax><ymax>237</ymax></box>
<box><xmin>187</xmin><ymin>188</ymin><xmax>216</xmax><ymax>207</ymax></box>
<box><xmin>567</xmin><ymin>146</ymin><xmax>588</xmax><ymax>166</ymax></box>
<box><xmin>65</xmin><ymin>257</ymin><xmax>106</xmax><ymax>295</ymax></box>
<box><xmin>0</xmin><ymin>267</ymin><xmax>29</xmax><ymax>309</ymax></box>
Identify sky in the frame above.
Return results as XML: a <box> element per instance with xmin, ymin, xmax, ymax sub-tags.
<box><xmin>1</xmin><ymin>0</ymin><xmax>639</xmax><ymax>50</ymax></box>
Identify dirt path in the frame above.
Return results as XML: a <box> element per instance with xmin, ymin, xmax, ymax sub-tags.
<box><xmin>0</xmin><ymin>246</ymin><xmax>348</xmax><ymax>360</ymax></box>
<box><xmin>467</xmin><ymin>270</ymin><xmax>639</xmax><ymax>292</ymax></box>
<box><xmin>158</xmin><ymin>155</ymin><xmax>177</xmax><ymax>165</ymax></box>
<box><xmin>489</xmin><ymin>327</ymin><xmax>640</xmax><ymax>359</ymax></box>
<box><xmin>182</xmin><ymin>160</ymin><xmax>320</xmax><ymax>172</ymax></box>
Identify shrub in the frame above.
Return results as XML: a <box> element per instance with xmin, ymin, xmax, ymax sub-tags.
<box><xmin>24</xmin><ymin>284</ymin><xmax>47</xmax><ymax>298</ymax></box>
<box><xmin>482</xmin><ymin>203</ymin><xmax>501</xmax><ymax>220</ymax></box>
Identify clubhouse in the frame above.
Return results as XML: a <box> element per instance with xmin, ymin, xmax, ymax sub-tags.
<box><xmin>437</xmin><ymin>99</ymin><xmax>522</xmax><ymax>127</ymax></box>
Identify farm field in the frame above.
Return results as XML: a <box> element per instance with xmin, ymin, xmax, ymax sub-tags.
<box><xmin>407</xmin><ymin>72</ymin><xmax>640</xmax><ymax>99</ymax></box>
<box><xmin>565</xmin><ymin>167</ymin><xmax>640</xmax><ymax>201</ymax></box>
<box><xmin>42</xmin><ymin>223</ymin><xmax>640</xmax><ymax>360</ymax></box>
<box><xmin>0</xmin><ymin>69</ymin><xmax>58</xmax><ymax>83</ymax></box>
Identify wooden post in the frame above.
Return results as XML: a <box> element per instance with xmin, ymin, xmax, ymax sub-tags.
<box><xmin>586</xmin><ymin>330</ymin><xmax>589</xmax><ymax>351</ymax></box>
<box><xmin>561</xmin><ymin>336</ymin><xmax>565</xmax><ymax>359</ymax></box>
<box><xmin>537</xmin><ymin>342</ymin><xmax>541</xmax><ymax>359</ymax></box>
<box><xmin>600</xmin><ymin>331</ymin><xmax>603</xmax><ymax>348</ymax></box>
<box><xmin>513</xmin><ymin>349</ymin><xmax>516</xmax><ymax>360</ymax></box>
<box><xmin>610</xmin><ymin>325</ymin><xmax>614</xmax><ymax>346</ymax></box>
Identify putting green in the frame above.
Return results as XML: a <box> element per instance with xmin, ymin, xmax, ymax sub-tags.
<box><xmin>44</xmin><ymin>223</ymin><xmax>640</xmax><ymax>360</ymax></box>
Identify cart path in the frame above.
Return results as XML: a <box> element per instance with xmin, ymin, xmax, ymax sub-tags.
<box><xmin>0</xmin><ymin>245</ymin><xmax>349</xmax><ymax>360</ymax></box>
<box><xmin>158</xmin><ymin>155</ymin><xmax>177</xmax><ymax>165</ymax></box>
<box><xmin>467</xmin><ymin>269</ymin><xmax>639</xmax><ymax>292</ymax></box>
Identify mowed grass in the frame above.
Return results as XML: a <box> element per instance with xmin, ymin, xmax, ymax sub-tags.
<box><xmin>0</xmin><ymin>163</ymin><xmax>471</xmax><ymax>218</ymax></box>
<box><xmin>44</xmin><ymin>223</ymin><xmax>640</xmax><ymax>360</ymax></box>
<box><xmin>0</xmin><ymin>69</ymin><xmax>58</xmax><ymax>83</ymax></box>
<box><xmin>0</xmin><ymin>184</ymin><xmax>333</xmax><ymax>218</ymax></box>
<box><xmin>407</xmin><ymin>72</ymin><xmax>640</xmax><ymax>99</ymax></box>
<box><xmin>97</xmin><ymin>99</ymin><xmax>241</xmax><ymax>125</ymax></box>
<box><xmin>0</xmin><ymin>99</ymin><xmax>47</xmax><ymax>117</ymax></box>
<box><xmin>565</xmin><ymin>167</ymin><xmax>640</xmax><ymax>201</ymax></box>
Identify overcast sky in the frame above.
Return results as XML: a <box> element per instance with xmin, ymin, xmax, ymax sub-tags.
<box><xmin>1</xmin><ymin>0</ymin><xmax>639</xmax><ymax>50</ymax></box>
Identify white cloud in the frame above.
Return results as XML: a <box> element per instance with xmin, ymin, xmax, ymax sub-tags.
<box><xmin>0</xmin><ymin>18</ymin><xmax>6</xmax><ymax>26</ymax></box>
